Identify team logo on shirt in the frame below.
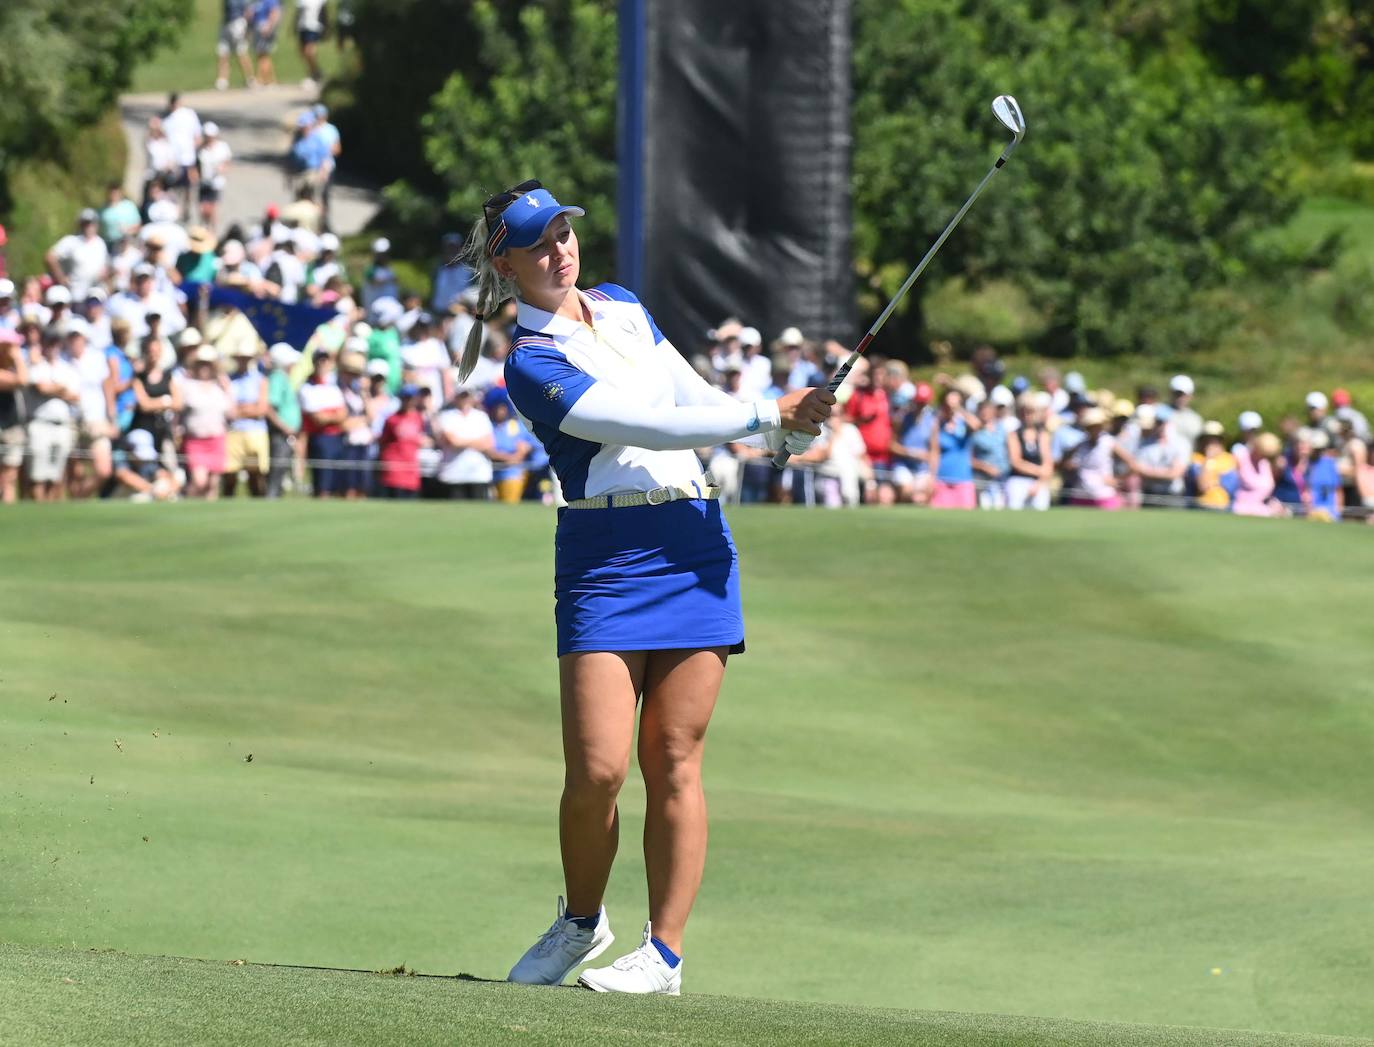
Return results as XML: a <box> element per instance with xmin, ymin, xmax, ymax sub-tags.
<box><xmin>542</xmin><ymin>381</ymin><xmax>564</xmax><ymax>402</ymax></box>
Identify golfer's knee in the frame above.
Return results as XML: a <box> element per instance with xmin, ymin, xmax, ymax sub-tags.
<box><xmin>643</xmin><ymin>740</ymin><xmax>703</xmax><ymax>797</ymax></box>
<box><xmin>565</xmin><ymin>759</ymin><xmax>627</xmax><ymax>805</ymax></box>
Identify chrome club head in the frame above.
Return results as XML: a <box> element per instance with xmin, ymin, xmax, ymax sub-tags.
<box><xmin>992</xmin><ymin>95</ymin><xmax>1026</xmax><ymax>161</ymax></box>
<box><xmin>992</xmin><ymin>95</ymin><xmax>1026</xmax><ymax>140</ymax></box>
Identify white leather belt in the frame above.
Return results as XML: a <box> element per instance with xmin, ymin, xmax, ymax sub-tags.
<box><xmin>564</xmin><ymin>484</ymin><xmax>721</xmax><ymax>510</ymax></box>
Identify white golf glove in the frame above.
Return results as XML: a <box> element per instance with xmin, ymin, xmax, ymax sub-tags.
<box><xmin>782</xmin><ymin>430</ymin><xmax>817</xmax><ymax>456</ymax></box>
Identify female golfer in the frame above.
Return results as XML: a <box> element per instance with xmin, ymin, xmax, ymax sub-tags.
<box><xmin>460</xmin><ymin>181</ymin><xmax>831</xmax><ymax>994</ymax></box>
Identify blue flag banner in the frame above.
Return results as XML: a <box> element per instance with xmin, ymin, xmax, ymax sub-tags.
<box><xmin>203</xmin><ymin>284</ymin><xmax>336</xmax><ymax>351</ymax></box>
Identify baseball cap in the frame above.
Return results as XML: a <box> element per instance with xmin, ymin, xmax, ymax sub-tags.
<box><xmin>64</xmin><ymin>317</ymin><xmax>91</xmax><ymax>340</ymax></box>
<box><xmin>1064</xmin><ymin>371</ymin><xmax>1087</xmax><ymax>394</ymax></box>
<box><xmin>1305</xmin><ymin>391</ymin><xmax>1328</xmax><ymax>411</ymax></box>
<box><xmin>193</xmin><ymin>345</ymin><xmax>219</xmax><ymax>364</ymax></box>
<box><xmin>738</xmin><ymin>326</ymin><xmax>762</xmax><ymax>348</ymax></box>
<box><xmin>484</xmin><ymin>187</ymin><xmax>584</xmax><ymax>255</ymax></box>
<box><xmin>85</xmin><ymin>286</ymin><xmax>107</xmax><ymax>303</ymax></box>
<box><xmin>366</xmin><ymin>359</ymin><xmax>391</xmax><ymax>377</ymax></box>
<box><xmin>1136</xmin><ymin>404</ymin><xmax>1159</xmax><ymax>428</ymax></box>
<box><xmin>398</xmin><ymin>383</ymin><xmax>421</xmax><ymax>399</ymax></box>
<box><xmin>1080</xmin><ymin>407</ymin><xmax>1108</xmax><ymax>427</ymax></box>
<box><xmin>148</xmin><ymin>199</ymin><xmax>179</xmax><ymax>224</ymax></box>
<box><xmin>1010</xmin><ymin>375</ymin><xmax>1031</xmax><ymax>395</ymax></box>
<box><xmin>0</xmin><ymin>278</ymin><xmax>14</xmax><ymax>297</ymax></box>
<box><xmin>989</xmin><ymin>385</ymin><xmax>1015</xmax><ymax>407</ymax></box>
<box><xmin>1201</xmin><ymin>419</ymin><xmax>1225</xmax><ymax>437</ymax></box>
<box><xmin>312</xmin><ymin>104</ymin><xmax>329</xmax><ymax>119</ymax></box>
<box><xmin>177</xmin><ymin>328</ymin><xmax>203</xmax><ymax>348</ymax></box>
<box><xmin>203</xmin><ymin>121</ymin><xmax>220</xmax><ymax>136</ymax></box>
<box><xmin>45</xmin><ymin>285</ymin><xmax>72</xmax><ymax>305</ymax></box>
<box><xmin>483</xmin><ymin>386</ymin><xmax>513</xmax><ymax>412</ymax></box>
<box><xmin>1331</xmin><ymin>387</ymin><xmax>1352</xmax><ymax>407</ymax></box>
<box><xmin>269</xmin><ymin>342</ymin><xmax>301</xmax><ymax>368</ymax></box>
<box><xmin>320</xmin><ymin>232</ymin><xmax>340</xmax><ymax>252</ymax></box>
<box><xmin>79</xmin><ymin>207</ymin><xmax>99</xmax><ymax>224</ymax></box>
<box><xmin>372</xmin><ymin>237</ymin><xmax>391</xmax><ymax>254</ymax></box>
<box><xmin>296</xmin><ymin>110</ymin><xmax>315</xmax><ymax>128</ymax></box>
<box><xmin>1112</xmin><ymin>398</ymin><xmax>1135</xmax><ymax>418</ymax></box>
<box><xmin>126</xmin><ymin>429</ymin><xmax>158</xmax><ymax>462</ymax></box>
<box><xmin>1238</xmin><ymin>410</ymin><xmax>1262</xmax><ymax>431</ymax></box>
<box><xmin>1169</xmin><ymin>374</ymin><xmax>1194</xmax><ymax>396</ymax></box>
<box><xmin>132</xmin><ymin>262</ymin><xmax>157</xmax><ymax>279</ymax></box>
<box><xmin>914</xmin><ymin>381</ymin><xmax>934</xmax><ymax>404</ymax></box>
<box><xmin>777</xmin><ymin>326</ymin><xmax>804</xmax><ymax>347</ymax></box>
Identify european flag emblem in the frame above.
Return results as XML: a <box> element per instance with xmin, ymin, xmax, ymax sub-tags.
<box><xmin>205</xmin><ymin>285</ymin><xmax>338</xmax><ymax>351</ymax></box>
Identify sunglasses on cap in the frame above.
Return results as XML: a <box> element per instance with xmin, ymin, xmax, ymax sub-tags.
<box><xmin>483</xmin><ymin>180</ymin><xmax>542</xmax><ymax>227</ymax></box>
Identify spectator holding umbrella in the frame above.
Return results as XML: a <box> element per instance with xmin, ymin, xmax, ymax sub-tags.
<box><xmin>298</xmin><ymin>347</ymin><xmax>347</xmax><ymax>498</ymax></box>
<box><xmin>178</xmin><ymin>346</ymin><xmax>234</xmax><ymax>499</ymax></box>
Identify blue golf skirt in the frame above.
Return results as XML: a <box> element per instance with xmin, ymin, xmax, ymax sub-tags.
<box><xmin>554</xmin><ymin>498</ymin><xmax>746</xmax><ymax>657</ymax></box>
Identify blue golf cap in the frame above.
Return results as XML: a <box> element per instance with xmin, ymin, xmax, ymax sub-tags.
<box><xmin>398</xmin><ymin>383</ymin><xmax>421</xmax><ymax>399</ymax></box>
<box><xmin>486</xmin><ymin>188</ymin><xmax>584</xmax><ymax>256</ymax></box>
<box><xmin>483</xmin><ymin>386</ymin><xmax>512</xmax><ymax>412</ymax></box>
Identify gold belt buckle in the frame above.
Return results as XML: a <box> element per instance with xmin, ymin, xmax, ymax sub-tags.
<box><xmin>645</xmin><ymin>486</ymin><xmax>672</xmax><ymax>506</ymax></box>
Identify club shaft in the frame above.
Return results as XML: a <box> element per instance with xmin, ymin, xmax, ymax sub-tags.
<box><xmin>773</xmin><ymin>151</ymin><xmax>1010</xmax><ymax>469</ymax></box>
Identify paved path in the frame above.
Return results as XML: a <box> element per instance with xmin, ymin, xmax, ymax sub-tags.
<box><xmin>119</xmin><ymin>84</ymin><xmax>380</xmax><ymax>236</ymax></box>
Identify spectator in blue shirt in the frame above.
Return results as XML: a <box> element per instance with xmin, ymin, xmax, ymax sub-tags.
<box><xmin>1307</xmin><ymin>431</ymin><xmax>1344</xmax><ymax>521</ymax></box>
<box><xmin>971</xmin><ymin>397</ymin><xmax>1011</xmax><ymax>508</ymax></box>
<box><xmin>889</xmin><ymin>382</ymin><xmax>934</xmax><ymax>504</ymax></box>
<box><xmin>484</xmin><ymin>387</ymin><xmax>534</xmax><ymax>503</ymax></box>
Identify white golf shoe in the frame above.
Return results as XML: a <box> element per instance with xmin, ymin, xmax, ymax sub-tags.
<box><xmin>507</xmin><ymin>897</ymin><xmax>614</xmax><ymax>986</ymax></box>
<box><xmin>577</xmin><ymin>922</ymin><xmax>682</xmax><ymax>995</ymax></box>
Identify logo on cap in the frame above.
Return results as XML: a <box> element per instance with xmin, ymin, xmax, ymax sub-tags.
<box><xmin>542</xmin><ymin>381</ymin><xmax>564</xmax><ymax>402</ymax></box>
<box><xmin>527</xmin><ymin>196</ymin><xmax>540</xmax><ymax>208</ymax></box>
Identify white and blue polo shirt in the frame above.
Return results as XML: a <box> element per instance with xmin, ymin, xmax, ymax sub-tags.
<box><xmin>504</xmin><ymin>283</ymin><xmax>713</xmax><ymax>502</ymax></box>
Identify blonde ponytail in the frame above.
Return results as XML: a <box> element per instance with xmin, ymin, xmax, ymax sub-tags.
<box><xmin>456</xmin><ymin>214</ymin><xmax>515</xmax><ymax>382</ymax></box>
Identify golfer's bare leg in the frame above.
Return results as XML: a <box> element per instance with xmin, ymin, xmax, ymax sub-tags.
<box><xmin>638</xmin><ymin>646</ymin><xmax>727</xmax><ymax>955</ymax></box>
<box><xmin>559</xmin><ymin>650</ymin><xmax>645</xmax><ymax>918</ymax></box>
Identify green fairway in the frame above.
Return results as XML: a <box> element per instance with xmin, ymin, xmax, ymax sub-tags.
<box><xmin>2</xmin><ymin>504</ymin><xmax>1373</xmax><ymax>1041</ymax></box>
<box><xmin>5</xmin><ymin>944</ymin><xmax>1368</xmax><ymax>1047</ymax></box>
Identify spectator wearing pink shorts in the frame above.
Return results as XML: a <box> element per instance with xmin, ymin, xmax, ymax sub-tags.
<box><xmin>927</xmin><ymin>387</ymin><xmax>981</xmax><ymax>510</ymax></box>
<box><xmin>178</xmin><ymin>346</ymin><xmax>234</xmax><ymax>499</ymax></box>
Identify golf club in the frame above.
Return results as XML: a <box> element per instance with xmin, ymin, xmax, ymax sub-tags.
<box><xmin>773</xmin><ymin>94</ymin><xmax>1027</xmax><ymax>469</ymax></box>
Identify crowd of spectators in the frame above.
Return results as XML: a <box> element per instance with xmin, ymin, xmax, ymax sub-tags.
<box><xmin>0</xmin><ymin>91</ymin><xmax>1370</xmax><ymax>520</ymax></box>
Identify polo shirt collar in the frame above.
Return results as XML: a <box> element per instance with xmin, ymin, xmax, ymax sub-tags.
<box><xmin>515</xmin><ymin>292</ymin><xmax>597</xmax><ymax>339</ymax></box>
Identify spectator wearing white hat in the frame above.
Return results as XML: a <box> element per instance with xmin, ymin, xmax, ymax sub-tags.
<box><xmin>24</xmin><ymin>327</ymin><xmax>81</xmax><ymax>502</ymax></box>
<box><xmin>197</xmin><ymin>121</ymin><xmax>233</xmax><ymax>228</ymax></box>
<box><xmin>110</xmin><ymin>264</ymin><xmax>185</xmax><ymax>341</ymax></box>
<box><xmin>1130</xmin><ymin>404</ymin><xmax>1190</xmax><ymax>506</ymax></box>
<box><xmin>265</xmin><ymin>342</ymin><xmax>302</xmax><ymax>498</ymax></box>
<box><xmin>736</xmin><ymin>326</ymin><xmax>771</xmax><ymax>399</ymax></box>
<box><xmin>1301</xmin><ymin>390</ymin><xmax>1330</xmax><ymax>444</ymax></box>
<box><xmin>222</xmin><ymin>343</ymin><xmax>270</xmax><ymax>497</ymax></box>
<box><xmin>1064</xmin><ymin>407</ymin><xmax>1124</xmax><ymax>509</ymax></box>
<box><xmin>178</xmin><ymin>345</ymin><xmax>235</xmax><ymax>499</ymax></box>
<box><xmin>362</xmin><ymin>238</ymin><xmax>398</xmax><ymax>312</ymax></box>
<box><xmin>1233</xmin><ymin>411</ymin><xmax>1263</xmax><ymax>457</ymax></box>
<box><xmin>0</xmin><ymin>278</ymin><xmax>20</xmax><ymax>330</ymax></box>
<box><xmin>64</xmin><ymin>322</ymin><xmax>117</xmax><ymax>498</ymax></box>
<box><xmin>1167</xmin><ymin>375</ymin><xmax>1202</xmax><ymax>448</ymax></box>
<box><xmin>0</xmin><ymin>327</ymin><xmax>29</xmax><ymax>503</ymax></box>
<box><xmin>111</xmin><ymin>428</ymin><xmax>181</xmax><ymax>502</ymax></box>
<box><xmin>44</xmin><ymin>284</ymin><xmax>73</xmax><ymax>332</ymax></box>
<box><xmin>142</xmin><ymin>198</ymin><xmax>190</xmax><ymax>262</ymax></box>
<box><xmin>307</xmin><ymin>232</ymin><xmax>346</xmax><ymax>292</ymax></box>
<box><xmin>46</xmin><ymin>209</ymin><xmax>110</xmax><ymax>301</ymax></box>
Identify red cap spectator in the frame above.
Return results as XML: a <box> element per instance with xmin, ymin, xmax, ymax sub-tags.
<box><xmin>1331</xmin><ymin>388</ymin><xmax>1351</xmax><ymax>408</ymax></box>
<box><xmin>915</xmin><ymin>381</ymin><xmax>933</xmax><ymax>404</ymax></box>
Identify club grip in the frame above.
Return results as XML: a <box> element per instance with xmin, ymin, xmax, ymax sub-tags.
<box><xmin>772</xmin><ymin>447</ymin><xmax>793</xmax><ymax>468</ymax></box>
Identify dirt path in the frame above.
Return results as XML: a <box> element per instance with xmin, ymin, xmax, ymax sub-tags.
<box><xmin>119</xmin><ymin>84</ymin><xmax>380</xmax><ymax>236</ymax></box>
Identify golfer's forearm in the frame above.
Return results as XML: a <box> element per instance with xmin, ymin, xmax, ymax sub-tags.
<box><xmin>561</xmin><ymin>385</ymin><xmax>780</xmax><ymax>452</ymax></box>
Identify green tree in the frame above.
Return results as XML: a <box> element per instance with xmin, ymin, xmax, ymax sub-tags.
<box><xmin>381</xmin><ymin>0</ymin><xmax>618</xmax><ymax>279</ymax></box>
<box><xmin>853</xmin><ymin>0</ymin><xmax>1301</xmax><ymax>357</ymax></box>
